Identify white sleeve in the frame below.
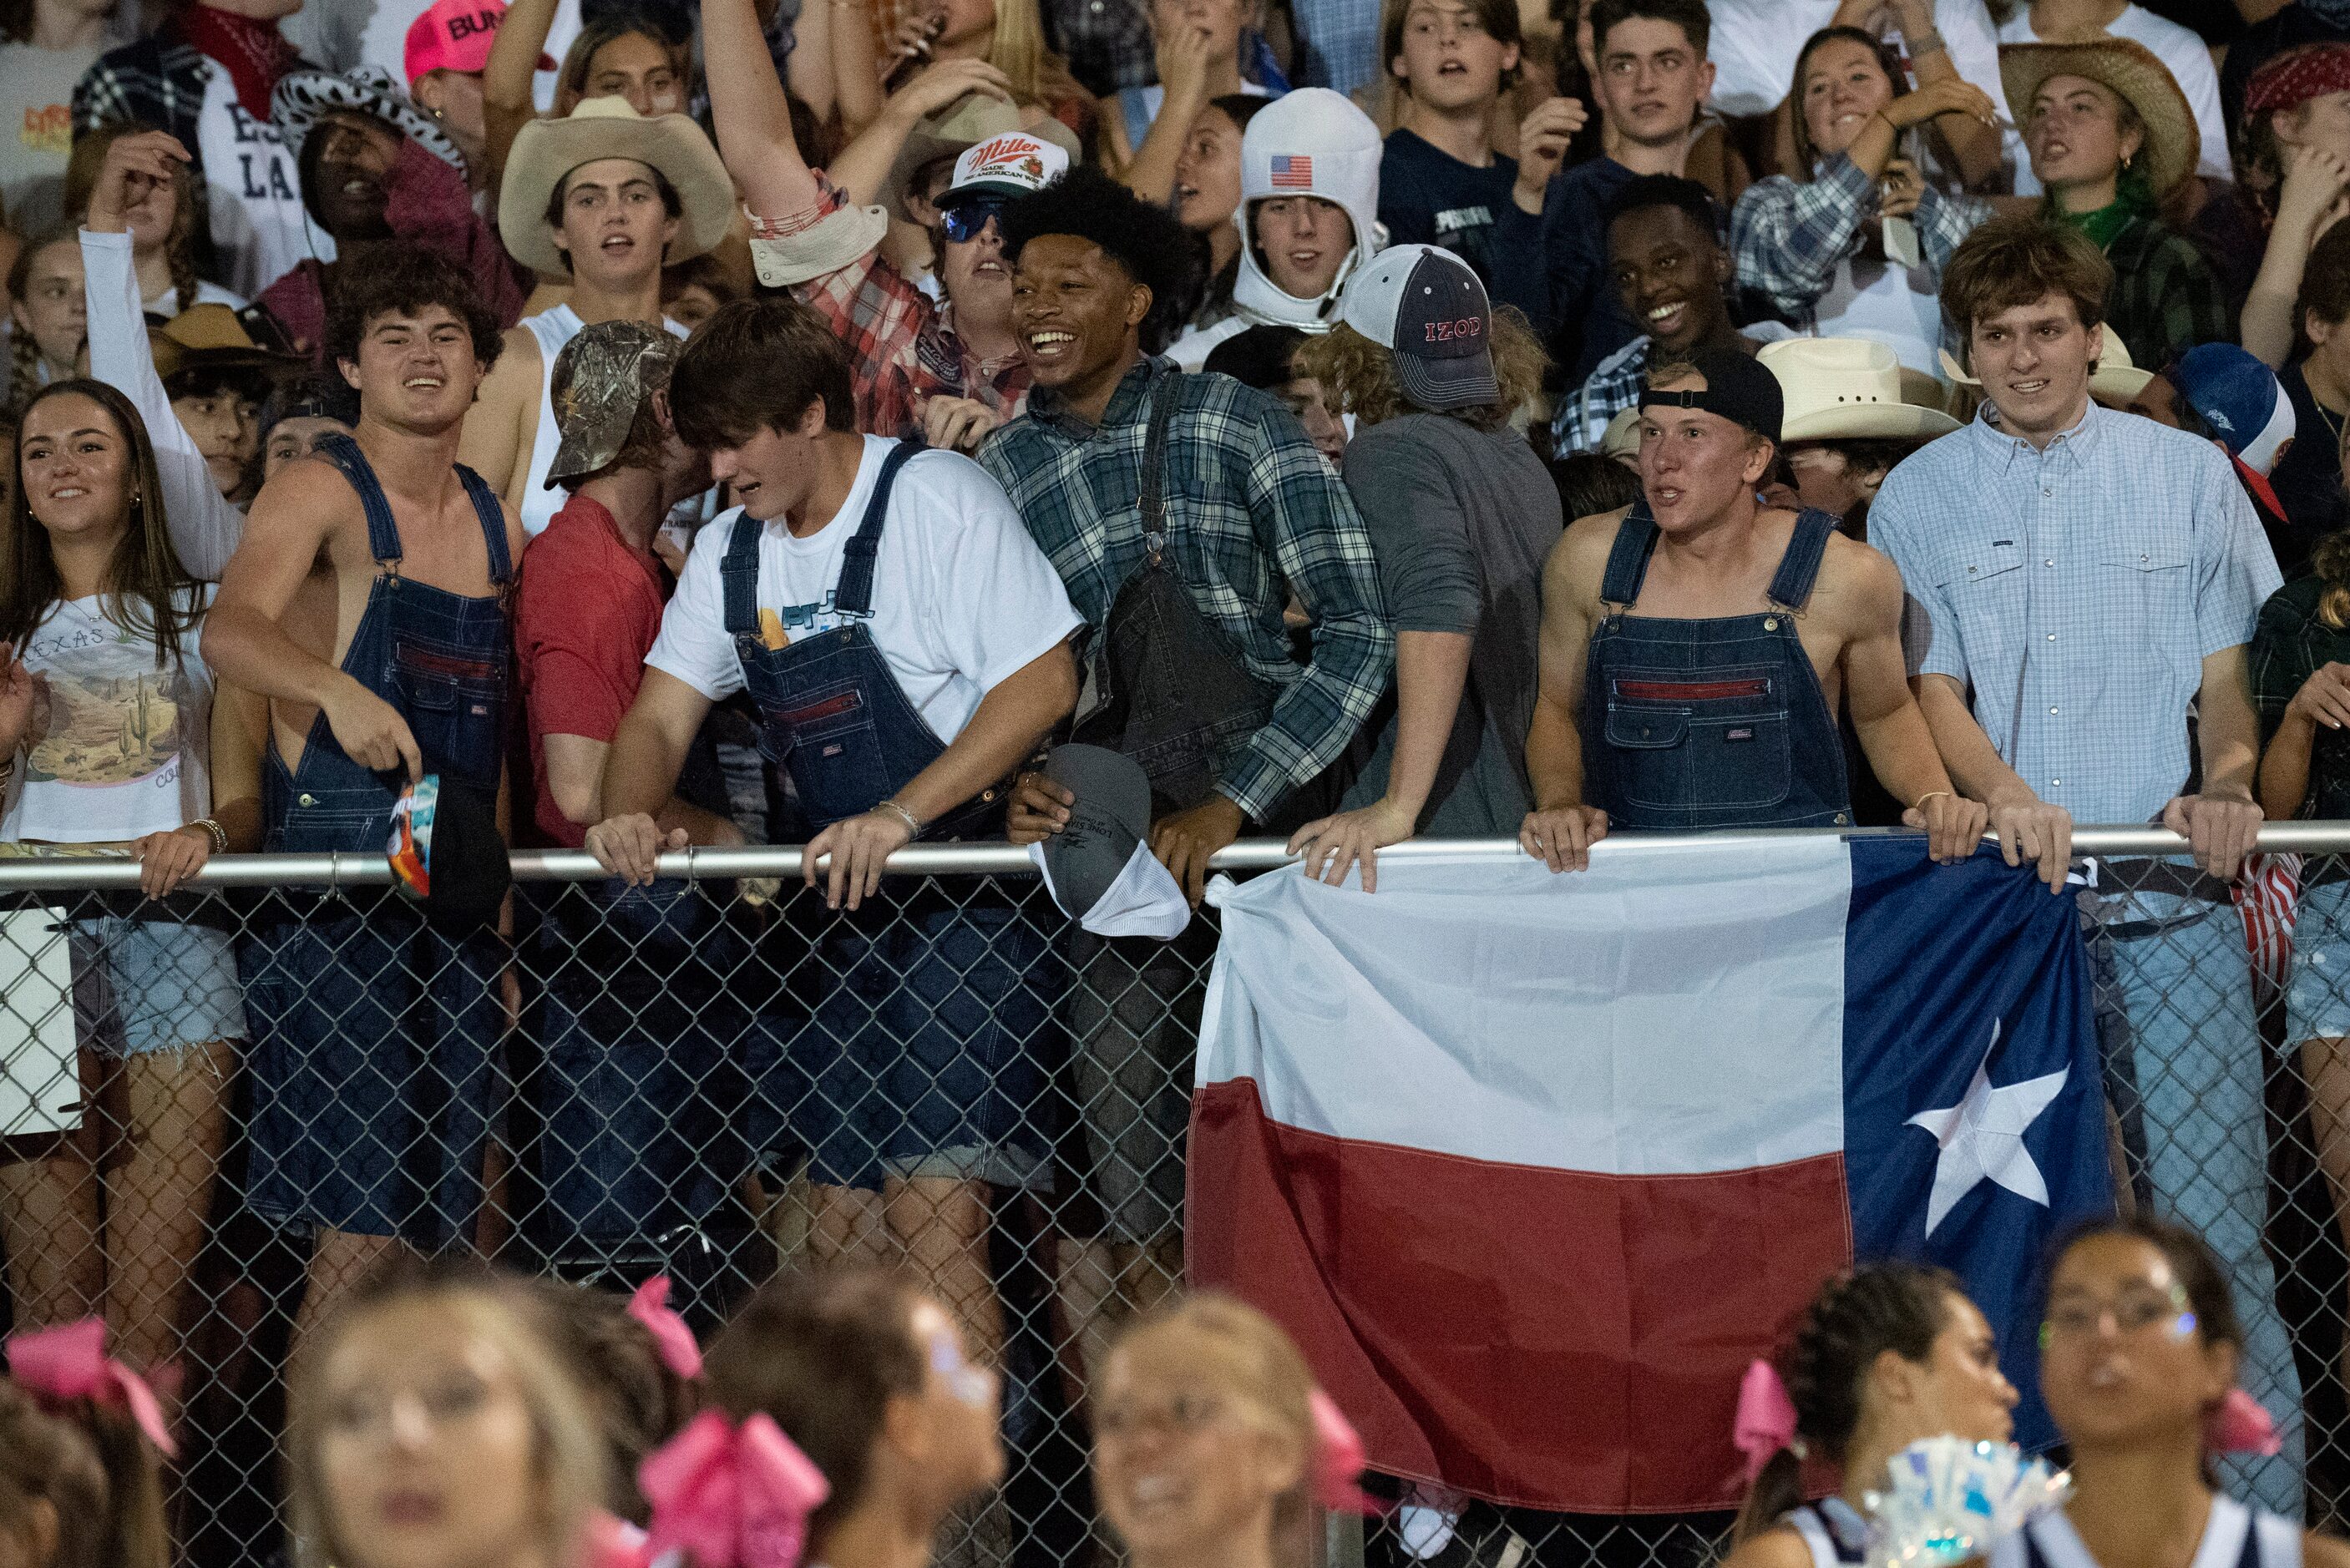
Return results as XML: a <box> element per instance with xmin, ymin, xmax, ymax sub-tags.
<box><xmin>79</xmin><ymin>229</ymin><xmax>244</xmax><ymax>580</ymax></box>
<box><xmin>645</xmin><ymin>508</ymin><xmax>753</xmax><ymax>702</ymax></box>
<box><xmin>1936</xmin><ymin>1</ymin><xmax>2013</xmax><ymax>128</ymax></box>
<box><xmin>2165</xmin><ymin>29</ymin><xmax>2231</xmax><ymax>181</ymax></box>
<box><xmin>913</xmin><ymin>455</ymin><xmax>1083</xmax><ymax>695</ymax></box>
<box><xmin>1702</xmin><ymin>0</ymin><xmax>1785</xmax><ymax>119</ymax></box>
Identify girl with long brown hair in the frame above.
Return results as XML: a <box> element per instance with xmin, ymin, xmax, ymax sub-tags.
<box><xmin>6</xmin><ymin>230</ymin><xmax>84</xmax><ymax>418</ymax></box>
<box><xmin>0</xmin><ymin>377</ymin><xmax>261</xmax><ymax>1406</ymax></box>
<box><xmin>63</xmin><ymin>121</ymin><xmax>246</xmax><ymax>319</ymax></box>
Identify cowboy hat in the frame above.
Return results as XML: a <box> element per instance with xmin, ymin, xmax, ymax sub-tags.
<box><xmin>1760</xmin><ymin>338</ymin><xmax>1960</xmax><ymax>442</ymax></box>
<box><xmin>272</xmin><ymin>63</ymin><xmax>465</xmax><ymax>175</ymax></box>
<box><xmin>1937</xmin><ymin>323</ymin><xmax>2153</xmax><ymax>402</ymax></box>
<box><xmin>881</xmin><ymin>94</ymin><xmax>1081</xmax><ymax>220</ymax></box>
<box><xmin>1998</xmin><ymin>37</ymin><xmax>2200</xmax><ymax>197</ymax></box>
<box><xmin>149</xmin><ymin>303</ymin><xmax>299</xmax><ymax>382</ymax></box>
<box><xmin>499</xmin><ymin>97</ymin><xmax>733</xmax><ymax>276</ymax></box>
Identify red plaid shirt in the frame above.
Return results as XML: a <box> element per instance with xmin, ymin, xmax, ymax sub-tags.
<box><xmin>752</xmin><ymin>175</ymin><xmax>1030</xmax><ymax>438</ymax></box>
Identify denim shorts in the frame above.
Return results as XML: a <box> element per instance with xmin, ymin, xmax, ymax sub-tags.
<box><xmin>70</xmin><ymin>914</ymin><xmax>248</xmax><ymax>1056</ymax></box>
<box><xmin>2291</xmin><ymin>878</ymin><xmax>2350</xmax><ymax>1044</ymax></box>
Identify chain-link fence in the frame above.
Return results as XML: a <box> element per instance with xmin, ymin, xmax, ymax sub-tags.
<box><xmin>7</xmin><ymin>827</ymin><xmax>2350</xmax><ymax>1568</ymax></box>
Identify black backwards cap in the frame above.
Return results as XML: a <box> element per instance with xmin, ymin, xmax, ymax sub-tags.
<box><xmin>1638</xmin><ymin>346</ymin><xmax>1783</xmax><ymax>443</ymax></box>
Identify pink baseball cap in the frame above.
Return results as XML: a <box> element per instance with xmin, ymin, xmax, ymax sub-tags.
<box><xmin>406</xmin><ymin>0</ymin><xmax>552</xmax><ymax>83</ymax></box>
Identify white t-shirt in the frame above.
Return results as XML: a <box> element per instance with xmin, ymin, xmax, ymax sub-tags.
<box><xmin>1998</xmin><ymin>3</ymin><xmax>2231</xmax><ymax>193</ymax></box>
<box><xmin>0</xmin><ymin>42</ymin><xmax>104</xmax><ymax>237</ymax></box>
<box><xmin>2</xmin><ymin>589</ymin><xmax>216</xmax><ymax>845</ymax></box>
<box><xmin>647</xmin><ymin>438</ymin><xmax>1082</xmax><ymax>745</ymax></box>
<box><xmin>1706</xmin><ymin>0</ymin><xmax>2006</xmax><ymax>120</ymax></box>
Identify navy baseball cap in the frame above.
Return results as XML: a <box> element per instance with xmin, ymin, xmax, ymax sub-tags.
<box><xmin>1337</xmin><ymin>243</ymin><xmax>1500</xmax><ymax>412</ymax></box>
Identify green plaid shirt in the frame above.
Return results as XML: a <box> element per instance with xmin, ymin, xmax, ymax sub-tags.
<box><xmin>2103</xmin><ymin>214</ymin><xmax>2234</xmax><ymax>376</ymax></box>
<box><xmin>2253</xmin><ymin>575</ymin><xmax>2350</xmax><ymax>821</ymax></box>
<box><xmin>979</xmin><ymin>357</ymin><xmax>1393</xmax><ymax>822</ymax></box>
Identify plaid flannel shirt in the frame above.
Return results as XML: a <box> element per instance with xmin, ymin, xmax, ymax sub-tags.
<box><xmin>1552</xmin><ymin>336</ymin><xmax>1651</xmax><ymax>457</ymax></box>
<box><xmin>978</xmin><ymin>357</ymin><xmax>1393</xmax><ymax>822</ymax></box>
<box><xmin>73</xmin><ymin>23</ymin><xmax>210</xmax><ymax>159</ymax></box>
<box><xmin>752</xmin><ymin>175</ymin><xmax>1031</xmax><ymax>438</ymax></box>
<box><xmin>1729</xmin><ymin>154</ymin><xmax>1991</xmax><ymax>323</ymax></box>
<box><xmin>1042</xmin><ymin>0</ymin><xmax>1155</xmax><ymax>96</ymax></box>
<box><xmin>2102</xmin><ymin>214</ymin><xmax>2236</xmax><ymax>377</ymax></box>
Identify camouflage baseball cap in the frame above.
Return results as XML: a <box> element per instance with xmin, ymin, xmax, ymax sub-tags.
<box><xmin>544</xmin><ymin>320</ymin><xmax>681</xmax><ymax>489</ymax></box>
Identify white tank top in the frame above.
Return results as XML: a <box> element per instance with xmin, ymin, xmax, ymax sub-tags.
<box><xmin>1988</xmin><ymin>1497</ymin><xmax>2301</xmax><ymax>1568</ymax></box>
<box><xmin>1787</xmin><ymin>1499</ymin><xmax>1869</xmax><ymax>1568</ymax></box>
<box><xmin>517</xmin><ymin>303</ymin><xmax>691</xmax><ymax>537</ymax></box>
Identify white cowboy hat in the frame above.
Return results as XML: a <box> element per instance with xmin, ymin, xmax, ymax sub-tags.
<box><xmin>272</xmin><ymin>63</ymin><xmax>465</xmax><ymax>174</ymax></box>
<box><xmin>499</xmin><ymin>96</ymin><xmax>732</xmax><ymax>276</ymax></box>
<box><xmin>1937</xmin><ymin>324</ymin><xmax>2153</xmax><ymax>402</ymax></box>
<box><xmin>1760</xmin><ymin>338</ymin><xmax>1961</xmax><ymax>442</ymax></box>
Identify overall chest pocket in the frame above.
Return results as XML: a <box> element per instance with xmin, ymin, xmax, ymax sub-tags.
<box><xmin>758</xmin><ymin>681</ymin><xmax>894</xmax><ymax>827</ymax></box>
<box><xmin>1603</xmin><ymin>667</ymin><xmax>1790</xmax><ymax>812</ymax></box>
<box><xmin>391</xmin><ymin>641</ymin><xmax>506</xmax><ymax>790</ymax></box>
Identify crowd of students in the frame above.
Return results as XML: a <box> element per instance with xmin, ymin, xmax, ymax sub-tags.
<box><xmin>8</xmin><ymin>0</ymin><xmax>2350</xmax><ymax>1553</ymax></box>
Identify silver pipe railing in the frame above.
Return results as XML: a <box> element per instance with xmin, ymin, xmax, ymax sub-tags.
<box><xmin>7</xmin><ymin>823</ymin><xmax>2350</xmax><ymax>890</ymax></box>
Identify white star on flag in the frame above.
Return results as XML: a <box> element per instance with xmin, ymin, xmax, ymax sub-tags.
<box><xmin>1905</xmin><ymin>1019</ymin><xmax>2069</xmax><ymax>1237</ymax></box>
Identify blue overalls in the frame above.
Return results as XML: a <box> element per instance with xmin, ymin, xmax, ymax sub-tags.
<box><xmin>242</xmin><ymin>432</ymin><xmax>514</xmax><ymax>1245</ymax></box>
<box><xmin>723</xmin><ymin>439</ymin><xmax>1053</xmax><ymax>1192</ymax></box>
<box><xmin>1579</xmin><ymin>503</ymin><xmax>1851</xmax><ymax>830</ymax></box>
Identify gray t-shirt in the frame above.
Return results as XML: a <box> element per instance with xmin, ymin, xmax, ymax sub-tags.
<box><xmin>1338</xmin><ymin>412</ymin><xmax>1562</xmax><ymax>835</ymax></box>
<box><xmin>0</xmin><ymin>42</ymin><xmax>103</xmax><ymax>237</ymax></box>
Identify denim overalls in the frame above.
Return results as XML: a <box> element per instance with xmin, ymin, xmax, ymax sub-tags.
<box><xmin>1071</xmin><ymin>373</ymin><xmax>1276</xmax><ymax>817</ymax></box>
<box><xmin>724</xmin><ymin>438</ymin><xmax>1054</xmax><ymax>1192</ymax></box>
<box><xmin>242</xmin><ymin>432</ymin><xmax>514</xmax><ymax>1246</ymax></box>
<box><xmin>1579</xmin><ymin>503</ymin><xmax>1851</xmax><ymax>830</ymax></box>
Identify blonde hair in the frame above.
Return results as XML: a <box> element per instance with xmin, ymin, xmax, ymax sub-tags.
<box><xmin>286</xmin><ymin>1263</ymin><xmax>611</xmax><ymax>1568</ymax></box>
<box><xmin>1103</xmin><ymin>1293</ymin><xmax>1320</xmax><ymax>1557</ymax></box>
<box><xmin>1298</xmin><ymin>306</ymin><xmax>1547</xmax><ymax>429</ymax></box>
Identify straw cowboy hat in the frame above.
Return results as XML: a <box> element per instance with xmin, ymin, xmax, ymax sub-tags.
<box><xmin>1938</xmin><ymin>324</ymin><xmax>2154</xmax><ymax>402</ymax></box>
<box><xmin>1998</xmin><ymin>36</ymin><xmax>2201</xmax><ymax>197</ymax></box>
<box><xmin>1760</xmin><ymin>338</ymin><xmax>1960</xmax><ymax>442</ymax></box>
<box><xmin>499</xmin><ymin>96</ymin><xmax>733</xmax><ymax>276</ymax></box>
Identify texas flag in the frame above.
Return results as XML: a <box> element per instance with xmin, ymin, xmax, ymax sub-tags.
<box><xmin>1188</xmin><ymin>837</ymin><xmax>2113</xmax><ymax>1514</ymax></box>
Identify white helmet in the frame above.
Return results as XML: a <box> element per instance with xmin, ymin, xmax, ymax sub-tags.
<box><xmin>1232</xmin><ymin>88</ymin><xmax>1387</xmax><ymax>331</ymax></box>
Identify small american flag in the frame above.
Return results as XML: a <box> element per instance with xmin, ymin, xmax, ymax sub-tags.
<box><xmin>1269</xmin><ymin>154</ymin><xmax>1313</xmax><ymax>188</ymax></box>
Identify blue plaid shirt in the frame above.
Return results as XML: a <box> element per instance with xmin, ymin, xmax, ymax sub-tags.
<box><xmin>1552</xmin><ymin>336</ymin><xmax>1650</xmax><ymax>456</ymax></box>
<box><xmin>978</xmin><ymin>357</ymin><xmax>1393</xmax><ymax>822</ymax></box>
<box><xmin>1869</xmin><ymin>401</ymin><xmax>2282</xmax><ymax>827</ymax></box>
<box><xmin>1729</xmin><ymin>154</ymin><xmax>1991</xmax><ymax>326</ymax></box>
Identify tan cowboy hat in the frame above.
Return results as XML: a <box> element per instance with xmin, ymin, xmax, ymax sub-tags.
<box><xmin>1760</xmin><ymin>338</ymin><xmax>1960</xmax><ymax>442</ymax></box>
<box><xmin>881</xmin><ymin>94</ymin><xmax>1081</xmax><ymax>220</ymax></box>
<box><xmin>149</xmin><ymin>304</ymin><xmax>299</xmax><ymax>381</ymax></box>
<box><xmin>499</xmin><ymin>96</ymin><xmax>733</xmax><ymax>276</ymax></box>
<box><xmin>1998</xmin><ymin>37</ymin><xmax>2201</xmax><ymax>197</ymax></box>
<box><xmin>1938</xmin><ymin>324</ymin><xmax>2153</xmax><ymax>402</ymax></box>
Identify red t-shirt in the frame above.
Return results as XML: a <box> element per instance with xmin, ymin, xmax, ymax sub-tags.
<box><xmin>514</xmin><ymin>494</ymin><xmax>667</xmax><ymax>848</ymax></box>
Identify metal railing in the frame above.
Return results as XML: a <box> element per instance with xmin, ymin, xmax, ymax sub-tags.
<box><xmin>3</xmin><ymin>825</ymin><xmax>2350</xmax><ymax>1568</ymax></box>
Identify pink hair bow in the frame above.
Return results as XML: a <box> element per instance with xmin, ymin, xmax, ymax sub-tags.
<box><xmin>1309</xmin><ymin>1389</ymin><xmax>1375</xmax><ymax>1515</ymax></box>
<box><xmin>628</xmin><ymin>1276</ymin><xmax>704</xmax><ymax>1381</ymax></box>
<box><xmin>2207</xmin><ymin>1389</ymin><xmax>2283</xmax><ymax>1457</ymax></box>
<box><xmin>641</xmin><ymin>1409</ymin><xmax>831</xmax><ymax>1568</ymax></box>
<box><xmin>6</xmin><ymin>1318</ymin><xmax>176</xmax><ymax>1459</ymax></box>
<box><xmin>1732</xmin><ymin>1360</ymin><xmax>1799</xmax><ymax>1484</ymax></box>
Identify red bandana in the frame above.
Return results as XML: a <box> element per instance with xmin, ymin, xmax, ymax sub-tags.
<box><xmin>2246</xmin><ymin>42</ymin><xmax>2350</xmax><ymax>116</ymax></box>
<box><xmin>182</xmin><ymin>3</ymin><xmax>302</xmax><ymax>118</ymax></box>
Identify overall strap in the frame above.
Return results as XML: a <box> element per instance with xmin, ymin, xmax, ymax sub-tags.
<box><xmin>721</xmin><ymin>509</ymin><xmax>765</xmax><ymax>639</ymax></box>
<box><xmin>312</xmin><ymin>432</ymin><xmax>403</xmax><ymax>567</ymax></box>
<box><xmin>1137</xmin><ymin>370</ymin><xmax>1183</xmax><ymax>566</ymax></box>
<box><xmin>1597</xmin><ymin>502</ymin><xmax>1661</xmax><ymax>609</ymax></box>
<box><xmin>1765</xmin><ymin>508</ymin><xmax>1839</xmax><ymax>612</ymax></box>
<box><xmin>835</xmin><ymin>438</ymin><xmax>927</xmax><ymax>617</ymax></box>
<box><xmin>453</xmin><ymin>461</ymin><xmax>513</xmax><ymax>584</ymax></box>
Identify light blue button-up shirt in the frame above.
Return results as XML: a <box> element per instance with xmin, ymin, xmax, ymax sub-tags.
<box><xmin>1869</xmin><ymin>401</ymin><xmax>2282</xmax><ymax>828</ymax></box>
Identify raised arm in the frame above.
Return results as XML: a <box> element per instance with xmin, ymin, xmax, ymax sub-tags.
<box><xmin>203</xmin><ymin>460</ymin><xmax>425</xmax><ymax>781</ymax></box>
<box><xmin>706</xmin><ymin>0</ymin><xmax>823</xmax><ymax>216</ymax></box>
<box><xmin>828</xmin><ymin>59</ymin><xmax>1015</xmax><ymax>209</ymax></box>
<box><xmin>81</xmin><ymin>132</ymin><xmax>242</xmax><ymax>579</ymax></box>
<box><xmin>482</xmin><ymin>0</ymin><xmax>560</xmax><ymax>200</ymax></box>
<box><xmin>1521</xmin><ymin>517</ymin><xmax>1608</xmax><ymax>871</ymax></box>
